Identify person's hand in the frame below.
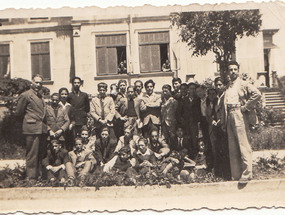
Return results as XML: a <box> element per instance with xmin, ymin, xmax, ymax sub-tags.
<box><xmin>212</xmin><ymin>120</ymin><xmax>217</xmax><ymax>126</ymax></box>
<box><xmin>55</xmin><ymin>129</ymin><xmax>63</xmax><ymax>137</ymax></box>
<box><xmin>154</xmin><ymin>152</ymin><xmax>163</xmax><ymax>160</ymax></box>
<box><xmin>100</xmin><ymin>161</ymin><xmax>104</xmax><ymax>167</ymax></box>
<box><xmin>75</xmin><ymin>162</ymin><xmax>85</xmax><ymax>168</ymax></box>
<box><xmin>99</xmin><ymin>119</ymin><xmax>107</xmax><ymax>125</ymax></box>
<box><xmin>69</xmin><ymin>124</ymin><xmax>73</xmax><ymax>131</ymax></box>
<box><xmin>50</xmin><ymin>166</ymin><xmax>60</xmax><ymax>173</ymax></box>
<box><xmin>49</xmin><ymin>130</ymin><xmax>55</xmax><ymax>137</ymax></box>
<box><xmin>120</xmin><ymin>116</ymin><xmax>128</xmax><ymax>121</ymax></box>
<box><xmin>241</xmin><ymin>106</ymin><xmax>248</xmax><ymax>113</ymax></box>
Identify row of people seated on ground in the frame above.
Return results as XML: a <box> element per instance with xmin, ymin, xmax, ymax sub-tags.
<box><xmin>43</xmin><ymin>124</ymin><xmax>207</xmax><ymax>186</ymax></box>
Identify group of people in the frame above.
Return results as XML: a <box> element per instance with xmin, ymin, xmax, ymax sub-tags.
<box><xmin>15</xmin><ymin>60</ymin><xmax>261</xmax><ymax>186</ymax></box>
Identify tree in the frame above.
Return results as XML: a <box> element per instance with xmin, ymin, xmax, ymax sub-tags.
<box><xmin>171</xmin><ymin>9</ymin><xmax>262</xmax><ymax>81</ymax></box>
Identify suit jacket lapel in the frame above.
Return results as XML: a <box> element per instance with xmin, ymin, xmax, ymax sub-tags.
<box><xmin>48</xmin><ymin>106</ymin><xmax>56</xmax><ymax>120</ymax></box>
<box><xmin>29</xmin><ymin>91</ymin><xmax>44</xmax><ymax>115</ymax></box>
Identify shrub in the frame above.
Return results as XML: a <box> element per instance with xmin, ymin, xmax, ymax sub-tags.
<box><xmin>256</xmin><ymin>106</ymin><xmax>285</xmax><ymax>126</ymax></box>
<box><xmin>250</xmin><ymin>125</ymin><xmax>285</xmax><ymax>151</ymax></box>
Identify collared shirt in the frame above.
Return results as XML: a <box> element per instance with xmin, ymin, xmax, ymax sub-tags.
<box><xmin>59</xmin><ymin>101</ymin><xmax>71</xmax><ymax>111</ymax></box>
<box><xmin>225</xmin><ymin>77</ymin><xmax>240</xmax><ymax>105</ymax></box>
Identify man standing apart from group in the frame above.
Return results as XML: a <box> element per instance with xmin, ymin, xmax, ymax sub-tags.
<box><xmin>15</xmin><ymin>74</ymin><xmax>48</xmax><ymax>180</ymax></box>
<box><xmin>67</xmin><ymin>77</ymin><xmax>90</xmax><ymax>137</ymax></box>
<box><xmin>224</xmin><ymin>61</ymin><xmax>261</xmax><ymax>182</ymax></box>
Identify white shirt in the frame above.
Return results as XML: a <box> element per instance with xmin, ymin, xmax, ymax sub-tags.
<box><xmin>200</xmin><ymin>97</ymin><xmax>207</xmax><ymax>117</ymax></box>
<box><xmin>225</xmin><ymin>77</ymin><xmax>240</xmax><ymax>105</ymax></box>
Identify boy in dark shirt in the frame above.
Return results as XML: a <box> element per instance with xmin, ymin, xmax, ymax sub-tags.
<box><xmin>42</xmin><ymin>139</ymin><xmax>70</xmax><ymax>185</ymax></box>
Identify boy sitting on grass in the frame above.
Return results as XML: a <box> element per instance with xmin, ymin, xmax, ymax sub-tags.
<box><xmin>68</xmin><ymin>137</ymin><xmax>96</xmax><ymax>186</ymax></box>
<box><xmin>179</xmin><ymin>139</ymin><xmax>207</xmax><ymax>181</ymax></box>
<box><xmin>133</xmin><ymin>137</ymin><xmax>157</xmax><ymax>175</ymax></box>
<box><xmin>42</xmin><ymin>139</ymin><xmax>70</xmax><ymax>185</ymax></box>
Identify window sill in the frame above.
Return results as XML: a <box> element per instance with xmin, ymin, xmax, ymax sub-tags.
<box><xmin>94</xmin><ymin>72</ymin><xmax>174</xmax><ymax>80</ymax></box>
<box><xmin>42</xmin><ymin>80</ymin><xmax>54</xmax><ymax>85</ymax></box>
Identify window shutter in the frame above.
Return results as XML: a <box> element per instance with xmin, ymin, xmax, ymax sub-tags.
<box><xmin>138</xmin><ymin>32</ymin><xmax>169</xmax><ymax>45</ymax></box>
<box><xmin>0</xmin><ymin>44</ymin><xmax>9</xmax><ymax>77</ymax></box>
<box><xmin>31</xmin><ymin>42</ymin><xmax>51</xmax><ymax>80</ymax></box>
<box><xmin>96</xmin><ymin>47</ymin><xmax>118</xmax><ymax>75</ymax></box>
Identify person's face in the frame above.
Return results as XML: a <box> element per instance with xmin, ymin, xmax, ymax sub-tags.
<box><xmin>199</xmin><ymin>141</ymin><xmax>205</xmax><ymax>151</ymax></box>
<box><xmin>124</xmin><ymin>128</ymin><xmax>132</xmax><ymax>139</ymax></box>
<box><xmin>150</xmin><ymin>131</ymin><xmax>158</xmax><ymax>142</ymax></box>
<box><xmin>119</xmin><ymin>82</ymin><xmax>126</xmax><ymax>93</ymax></box>
<box><xmin>31</xmin><ymin>76</ymin><xmax>43</xmax><ymax>92</ymax></box>
<box><xmin>127</xmin><ymin>87</ymin><xmax>135</xmax><ymax>99</ymax></box>
<box><xmin>98</xmin><ymin>88</ymin><xmax>107</xmax><ymax>97</ymax></box>
<box><xmin>162</xmin><ymin>87</ymin><xmax>171</xmax><ymax>97</ymax></box>
<box><xmin>146</xmin><ymin>83</ymin><xmax>154</xmax><ymax>95</ymax></box>
<box><xmin>51</xmin><ymin>95</ymin><xmax>60</xmax><ymax>106</ymax></box>
<box><xmin>72</xmin><ymin>78</ymin><xmax>81</xmax><ymax>91</ymax></box>
<box><xmin>188</xmin><ymin>85</ymin><xmax>196</xmax><ymax>97</ymax></box>
<box><xmin>176</xmin><ymin>128</ymin><xmax>184</xmax><ymax>138</ymax></box>
<box><xmin>135</xmin><ymin>82</ymin><xmax>143</xmax><ymax>94</ymax></box>
<box><xmin>180</xmin><ymin>85</ymin><xmax>188</xmax><ymax>97</ymax></box>
<box><xmin>75</xmin><ymin>140</ymin><xmax>83</xmax><ymax>152</ymax></box>
<box><xmin>138</xmin><ymin>140</ymin><xmax>147</xmax><ymax>153</ymax></box>
<box><xmin>101</xmin><ymin>130</ymin><xmax>109</xmax><ymax>141</ymax></box>
<box><xmin>52</xmin><ymin>142</ymin><xmax>61</xmax><ymax>153</ymax></box>
<box><xmin>228</xmin><ymin>65</ymin><xmax>239</xmax><ymax>81</ymax></box>
<box><xmin>120</xmin><ymin>152</ymin><xmax>129</xmax><ymax>162</ymax></box>
<box><xmin>196</xmin><ymin>87</ymin><xmax>206</xmax><ymax>99</ymax></box>
<box><xmin>208</xmin><ymin>90</ymin><xmax>217</xmax><ymax>102</ymax></box>
<box><xmin>215</xmin><ymin>80</ymin><xmax>224</xmax><ymax>95</ymax></box>
<box><xmin>173</xmin><ymin>81</ymin><xmax>181</xmax><ymax>92</ymax></box>
<box><xmin>60</xmin><ymin>90</ymin><xmax>68</xmax><ymax>102</ymax></box>
<box><xmin>81</xmin><ymin>130</ymin><xmax>89</xmax><ymax>140</ymax></box>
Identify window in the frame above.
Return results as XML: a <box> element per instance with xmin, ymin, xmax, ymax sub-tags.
<box><xmin>138</xmin><ymin>31</ymin><xmax>170</xmax><ymax>73</ymax></box>
<box><xmin>95</xmin><ymin>34</ymin><xmax>127</xmax><ymax>76</ymax></box>
<box><xmin>0</xmin><ymin>44</ymin><xmax>10</xmax><ymax>78</ymax></box>
<box><xmin>31</xmin><ymin>41</ymin><xmax>51</xmax><ymax>80</ymax></box>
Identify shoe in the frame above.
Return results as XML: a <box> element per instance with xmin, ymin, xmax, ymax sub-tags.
<box><xmin>239</xmin><ymin>177</ymin><xmax>251</xmax><ymax>184</ymax></box>
<box><xmin>67</xmin><ymin>177</ymin><xmax>75</xmax><ymax>187</ymax></box>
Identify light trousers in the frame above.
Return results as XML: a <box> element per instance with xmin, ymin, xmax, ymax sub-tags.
<box><xmin>227</xmin><ymin>108</ymin><xmax>252</xmax><ymax>180</ymax></box>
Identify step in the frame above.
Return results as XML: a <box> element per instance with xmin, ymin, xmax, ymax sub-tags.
<box><xmin>264</xmin><ymin>94</ymin><xmax>283</xmax><ymax>98</ymax></box>
<box><xmin>265</xmin><ymin>100</ymin><xmax>285</xmax><ymax>103</ymax></box>
<box><xmin>265</xmin><ymin>102</ymin><xmax>285</xmax><ymax>106</ymax></box>
<box><xmin>265</xmin><ymin>97</ymin><xmax>284</xmax><ymax>100</ymax></box>
<box><xmin>263</xmin><ymin>92</ymin><xmax>282</xmax><ymax>95</ymax></box>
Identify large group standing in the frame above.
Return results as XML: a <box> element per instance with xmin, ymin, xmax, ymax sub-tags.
<box><xmin>15</xmin><ymin>61</ymin><xmax>261</xmax><ymax>186</ymax></box>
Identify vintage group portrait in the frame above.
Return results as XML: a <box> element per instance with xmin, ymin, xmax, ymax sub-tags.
<box><xmin>0</xmin><ymin>0</ymin><xmax>284</xmax><ymax>214</ymax></box>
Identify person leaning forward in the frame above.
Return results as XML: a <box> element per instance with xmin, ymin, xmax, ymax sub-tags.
<box><xmin>15</xmin><ymin>74</ymin><xmax>48</xmax><ymax>180</ymax></box>
<box><xmin>223</xmin><ymin>61</ymin><xmax>261</xmax><ymax>182</ymax></box>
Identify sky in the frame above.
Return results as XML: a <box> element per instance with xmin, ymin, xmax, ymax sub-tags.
<box><xmin>0</xmin><ymin>0</ymin><xmax>271</xmax><ymax>10</ymax></box>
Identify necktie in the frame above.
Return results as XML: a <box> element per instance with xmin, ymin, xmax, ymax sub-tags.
<box><xmin>100</xmin><ymin>98</ymin><xmax>105</xmax><ymax>120</ymax></box>
<box><xmin>179</xmin><ymin>138</ymin><xmax>182</xmax><ymax>148</ymax></box>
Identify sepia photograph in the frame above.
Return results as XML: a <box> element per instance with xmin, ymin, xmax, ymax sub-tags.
<box><xmin>0</xmin><ymin>0</ymin><xmax>284</xmax><ymax>214</ymax></box>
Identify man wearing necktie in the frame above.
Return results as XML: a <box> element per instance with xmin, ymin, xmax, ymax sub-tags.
<box><xmin>90</xmin><ymin>82</ymin><xmax>116</xmax><ymax>140</ymax></box>
<box><xmin>15</xmin><ymin>74</ymin><xmax>48</xmax><ymax>180</ymax></box>
<box><xmin>224</xmin><ymin>61</ymin><xmax>261</xmax><ymax>182</ymax></box>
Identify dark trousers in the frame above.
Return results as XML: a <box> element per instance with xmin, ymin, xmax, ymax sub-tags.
<box><xmin>185</xmin><ymin>121</ymin><xmax>199</xmax><ymax>156</ymax></box>
<box><xmin>200</xmin><ymin>117</ymin><xmax>213</xmax><ymax>170</ymax></box>
<box><xmin>47</xmin><ymin>169</ymin><xmax>66</xmax><ymax>180</ymax></box>
<box><xmin>25</xmin><ymin>134</ymin><xmax>47</xmax><ymax>179</ymax></box>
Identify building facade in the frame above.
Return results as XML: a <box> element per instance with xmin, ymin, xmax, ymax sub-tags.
<box><xmin>0</xmin><ymin>2</ymin><xmax>284</xmax><ymax>94</ymax></box>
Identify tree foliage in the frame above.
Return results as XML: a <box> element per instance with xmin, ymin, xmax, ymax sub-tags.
<box><xmin>171</xmin><ymin>9</ymin><xmax>262</xmax><ymax>80</ymax></box>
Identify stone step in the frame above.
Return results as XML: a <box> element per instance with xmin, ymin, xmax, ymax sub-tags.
<box><xmin>263</xmin><ymin>92</ymin><xmax>282</xmax><ymax>95</ymax></box>
<box><xmin>265</xmin><ymin>96</ymin><xmax>284</xmax><ymax>100</ymax></box>
<box><xmin>265</xmin><ymin>100</ymin><xmax>285</xmax><ymax>103</ymax></box>
<box><xmin>264</xmin><ymin>94</ymin><xmax>283</xmax><ymax>98</ymax></box>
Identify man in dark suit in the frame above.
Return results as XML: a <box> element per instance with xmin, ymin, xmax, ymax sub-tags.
<box><xmin>169</xmin><ymin>126</ymin><xmax>197</xmax><ymax>159</ymax></box>
<box><xmin>67</xmin><ymin>77</ymin><xmax>90</xmax><ymax>137</ymax></box>
<box><xmin>178</xmin><ymin>82</ymin><xmax>202</xmax><ymax>150</ymax></box>
<box><xmin>46</xmin><ymin>93</ymin><xmax>70</xmax><ymax>147</ymax></box>
<box><xmin>15</xmin><ymin>74</ymin><xmax>48</xmax><ymax>180</ymax></box>
<box><xmin>115</xmin><ymin>86</ymin><xmax>142</xmax><ymax>135</ymax></box>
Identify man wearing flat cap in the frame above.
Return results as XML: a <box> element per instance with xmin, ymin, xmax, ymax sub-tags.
<box><xmin>90</xmin><ymin>82</ymin><xmax>116</xmax><ymax>140</ymax></box>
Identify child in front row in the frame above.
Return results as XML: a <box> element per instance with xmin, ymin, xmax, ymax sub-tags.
<box><xmin>68</xmin><ymin>137</ymin><xmax>97</xmax><ymax>186</ymax></box>
<box><xmin>42</xmin><ymin>139</ymin><xmax>71</xmax><ymax>185</ymax></box>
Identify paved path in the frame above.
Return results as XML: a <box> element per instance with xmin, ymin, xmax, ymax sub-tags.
<box><xmin>0</xmin><ymin>179</ymin><xmax>284</xmax><ymax>213</ymax></box>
